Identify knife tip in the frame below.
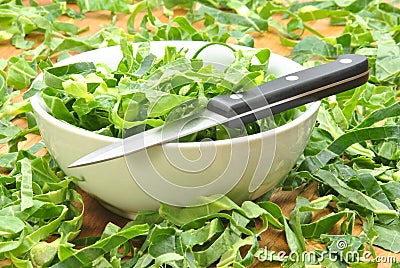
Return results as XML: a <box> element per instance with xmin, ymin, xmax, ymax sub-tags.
<box><xmin>68</xmin><ymin>154</ymin><xmax>99</xmax><ymax>168</ymax></box>
<box><xmin>68</xmin><ymin>148</ymin><xmax>124</xmax><ymax>168</ymax></box>
<box><xmin>68</xmin><ymin>159</ymin><xmax>87</xmax><ymax>168</ymax></box>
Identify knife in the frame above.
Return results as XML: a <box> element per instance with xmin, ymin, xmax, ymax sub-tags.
<box><xmin>68</xmin><ymin>54</ymin><xmax>369</xmax><ymax>168</ymax></box>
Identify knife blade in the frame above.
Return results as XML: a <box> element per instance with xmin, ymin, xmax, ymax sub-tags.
<box><xmin>68</xmin><ymin>54</ymin><xmax>369</xmax><ymax>168</ymax></box>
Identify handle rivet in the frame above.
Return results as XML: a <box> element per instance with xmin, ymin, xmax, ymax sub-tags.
<box><xmin>339</xmin><ymin>58</ymin><xmax>353</xmax><ymax>64</ymax></box>
<box><xmin>286</xmin><ymin>75</ymin><xmax>299</xmax><ymax>81</ymax></box>
<box><xmin>230</xmin><ymin>93</ymin><xmax>243</xmax><ymax>100</ymax></box>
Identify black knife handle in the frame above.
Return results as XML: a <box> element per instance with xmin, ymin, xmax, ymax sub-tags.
<box><xmin>207</xmin><ymin>54</ymin><xmax>369</xmax><ymax>128</ymax></box>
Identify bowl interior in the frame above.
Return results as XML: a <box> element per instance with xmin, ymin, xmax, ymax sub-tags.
<box><xmin>31</xmin><ymin>41</ymin><xmax>321</xmax><ymax>146</ymax></box>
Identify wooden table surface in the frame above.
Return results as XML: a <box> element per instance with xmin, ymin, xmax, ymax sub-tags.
<box><xmin>1</xmin><ymin>2</ymin><xmax>399</xmax><ymax>267</ymax></box>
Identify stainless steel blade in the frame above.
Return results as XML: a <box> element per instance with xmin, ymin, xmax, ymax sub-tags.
<box><xmin>68</xmin><ymin>62</ymin><xmax>368</xmax><ymax>168</ymax></box>
<box><xmin>68</xmin><ymin>109</ymin><xmax>229</xmax><ymax>168</ymax></box>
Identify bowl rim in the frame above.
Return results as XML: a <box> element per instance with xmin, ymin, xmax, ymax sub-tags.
<box><xmin>30</xmin><ymin>41</ymin><xmax>321</xmax><ymax>147</ymax></box>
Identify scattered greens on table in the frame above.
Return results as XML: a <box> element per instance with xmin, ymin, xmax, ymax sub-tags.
<box><xmin>0</xmin><ymin>0</ymin><xmax>399</xmax><ymax>267</ymax></box>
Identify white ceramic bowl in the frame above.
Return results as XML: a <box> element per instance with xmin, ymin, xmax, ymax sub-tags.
<box><xmin>30</xmin><ymin>41</ymin><xmax>320</xmax><ymax>219</ymax></box>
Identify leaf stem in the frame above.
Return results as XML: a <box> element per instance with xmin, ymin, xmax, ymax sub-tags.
<box><xmin>192</xmin><ymin>42</ymin><xmax>237</xmax><ymax>59</ymax></box>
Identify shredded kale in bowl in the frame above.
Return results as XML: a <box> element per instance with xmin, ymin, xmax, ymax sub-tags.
<box><xmin>34</xmin><ymin>41</ymin><xmax>305</xmax><ymax>141</ymax></box>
